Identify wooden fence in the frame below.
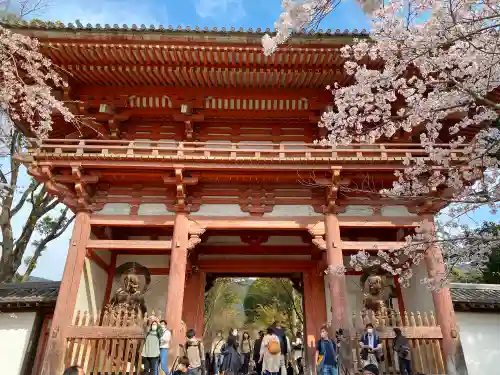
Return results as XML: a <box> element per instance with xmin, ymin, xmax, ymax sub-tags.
<box><xmin>65</xmin><ymin>308</ymin><xmax>446</xmax><ymax>375</ymax></box>
<box><xmin>349</xmin><ymin>310</ymin><xmax>446</xmax><ymax>374</ymax></box>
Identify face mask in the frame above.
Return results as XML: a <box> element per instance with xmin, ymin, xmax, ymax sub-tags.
<box><xmin>367</xmin><ymin>328</ymin><xmax>373</xmax><ymax>334</ymax></box>
<box><xmin>232</xmin><ymin>330</ymin><xmax>237</xmax><ymax>336</ymax></box>
<box><xmin>152</xmin><ymin>324</ymin><xmax>158</xmax><ymax>330</ymax></box>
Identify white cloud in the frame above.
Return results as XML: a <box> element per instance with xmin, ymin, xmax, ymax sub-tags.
<box><xmin>195</xmin><ymin>0</ymin><xmax>245</xmax><ymax>22</ymax></box>
<box><xmin>39</xmin><ymin>0</ymin><xmax>168</xmax><ymax>26</ymax></box>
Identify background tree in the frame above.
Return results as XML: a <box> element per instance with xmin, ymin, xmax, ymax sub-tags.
<box><xmin>204</xmin><ymin>278</ymin><xmax>244</xmax><ymax>337</ymax></box>
<box><xmin>265</xmin><ymin>0</ymin><xmax>500</xmax><ymax>289</ymax></box>
<box><xmin>0</xmin><ymin>1</ymin><xmax>75</xmax><ymax>282</ymax></box>
<box><xmin>243</xmin><ymin>278</ymin><xmax>303</xmax><ymax>335</ymax></box>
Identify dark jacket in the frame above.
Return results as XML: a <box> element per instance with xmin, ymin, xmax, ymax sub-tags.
<box><xmin>253</xmin><ymin>337</ymin><xmax>263</xmax><ymax>361</ymax></box>
<box><xmin>221</xmin><ymin>337</ymin><xmax>242</xmax><ymax>375</ymax></box>
<box><xmin>393</xmin><ymin>335</ymin><xmax>411</xmax><ymax>360</ymax></box>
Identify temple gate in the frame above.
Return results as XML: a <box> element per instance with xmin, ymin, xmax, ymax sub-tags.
<box><xmin>6</xmin><ymin>20</ymin><xmax>462</xmax><ymax>375</ymax></box>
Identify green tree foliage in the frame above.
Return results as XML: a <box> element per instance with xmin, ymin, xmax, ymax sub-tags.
<box><xmin>204</xmin><ymin>278</ymin><xmax>243</xmax><ymax>337</ymax></box>
<box><xmin>243</xmin><ymin>278</ymin><xmax>303</xmax><ymax>335</ymax></box>
<box><xmin>450</xmin><ymin>222</ymin><xmax>500</xmax><ymax>284</ymax></box>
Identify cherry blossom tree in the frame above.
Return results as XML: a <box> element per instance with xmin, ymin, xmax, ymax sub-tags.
<box><xmin>264</xmin><ymin>0</ymin><xmax>500</xmax><ymax>289</ymax></box>
<box><xmin>1</xmin><ymin>2</ymin><xmax>76</xmax><ymax>282</ymax></box>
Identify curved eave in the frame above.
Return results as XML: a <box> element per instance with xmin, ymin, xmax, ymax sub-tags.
<box><xmin>1</xmin><ymin>20</ymin><xmax>369</xmax><ymax>47</ymax></box>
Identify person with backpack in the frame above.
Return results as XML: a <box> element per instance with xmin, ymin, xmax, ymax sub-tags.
<box><xmin>211</xmin><ymin>330</ymin><xmax>226</xmax><ymax>375</ymax></box>
<box><xmin>142</xmin><ymin>316</ymin><xmax>165</xmax><ymax>374</ymax></box>
<box><xmin>259</xmin><ymin>327</ymin><xmax>281</xmax><ymax>375</ymax></box>
<box><xmin>315</xmin><ymin>326</ymin><xmax>338</xmax><ymax>375</ymax></box>
<box><xmin>185</xmin><ymin>328</ymin><xmax>206</xmax><ymax>375</ymax></box>
<box><xmin>393</xmin><ymin>328</ymin><xmax>412</xmax><ymax>375</ymax></box>
<box><xmin>270</xmin><ymin>318</ymin><xmax>289</xmax><ymax>375</ymax></box>
<box><xmin>159</xmin><ymin>320</ymin><xmax>172</xmax><ymax>375</ymax></box>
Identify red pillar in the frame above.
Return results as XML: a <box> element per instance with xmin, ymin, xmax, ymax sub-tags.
<box><xmin>41</xmin><ymin>212</ymin><xmax>91</xmax><ymax>375</ymax></box>
<box><xmin>324</xmin><ymin>213</ymin><xmax>349</xmax><ymax>331</ymax></box>
<box><xmin>324</xmin><ymin>213</ymin><xmax>353</xmax><ymax>369</ymax></box>
<box><xmin>302</xmin><ymin>270</ymin><xmax>318</xmax><ymax>373</ymax></box>
<box><xmin>425</xmin><ymin>245</ymin><xmax>459</xmax><ymax>364</ymax></box>
<box><xmin>165</xmin><ymin>212</ymin><xmax>190</xmax><ymax>361</ymax></box>
<box><xmin>182</xmin><ymin>271</ymin><xmax>206</xmax><ymax>334</ymax></box>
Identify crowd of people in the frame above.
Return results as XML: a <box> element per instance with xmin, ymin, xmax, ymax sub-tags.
<box><xmin>62</xmin><ymin>317</ymin><xmax>415</xmax><ymax>375</ymax></box>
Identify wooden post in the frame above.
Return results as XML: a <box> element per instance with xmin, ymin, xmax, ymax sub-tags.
<box><xmin>165</xmin><ymin>212</ymin><xmax>190</xmax><ymax>362</ymax></box>
<box><xmin>41</xmin><ymin>212</ymin><xmax>91</xmax><ymax>375</ymax></box>
<box><xmin>324</xmin><ymin>213</ymin><xmax>353</xmax><ymax>369</ymax></box>
<box><xmin>182</xmin><ymin>271</ymin><xmax>206</xmax><ymax>334</ymax></box>
<box><xmin>302</xmin><ymin>270</ymin><xmax>317</xmax><ymax>375</ymax></box>
<box><xmin>425</xmin><ymin>245</ymin><xmax>466</xmax><ymax>372</ymax></box>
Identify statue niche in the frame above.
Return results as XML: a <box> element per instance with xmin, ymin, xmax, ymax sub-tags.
<box><xmin>107</xmin><ymin>262</ymin><xmax>151</xmax><ymax>320</ymax></box>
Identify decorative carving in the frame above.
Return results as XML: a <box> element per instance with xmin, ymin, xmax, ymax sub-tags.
<box><xmin>163</xmin><ymin>169</ymin><xmax>199</xmax><ymax>211</ymax></box>
<box><xmin>187</xmin><ymin>220</ymin><xmax>206</xmax><ymax>250</ymax></box>
<box><xmin>241</xmin><ymin>234</ymin><xmax>269</xmax><ymax>246</ymax></box>
<box><xmin>308</xmin><ymin>220</ymin><xmax>326</xmax><ymax>250</ymax></box>
<box><xmin>108</xmin><ymin>262</ymin><xmax>150</xmax><ymax>317</ymax></box>
<box><xmin>311</xmin><ymin>235</ymin><xmax>326</xmax><ymax>250</ymax></box>
<box><xmin>239</xmin><ymin>188</ymin><xmax>275</xmax><ymax>216</ymax></box>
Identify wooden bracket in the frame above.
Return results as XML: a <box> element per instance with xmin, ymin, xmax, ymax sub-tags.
<box><xmin>163</xmin><ymin>169</ymin><xmax>199</xmax><ymax>211</ymax></box>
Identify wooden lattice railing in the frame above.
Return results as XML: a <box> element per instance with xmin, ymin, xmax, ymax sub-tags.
<box><xmin>349</xmin><ymin>310</ymin><xmax>446</xmax><ymax>374</ymax></box>
<box><xmin>24</xmin><ymin>138</ymin><xmax>469</xmax><ymax>164</ymax></box>
<box><xmin>65</xmin><ymin>308</ymin><xmax>184</xmax><ymax>375</ymax></box>
<box><xmin>65</xmin><ymin>308</ymin><xmax>446</xmax><ymax>375</ymax></box>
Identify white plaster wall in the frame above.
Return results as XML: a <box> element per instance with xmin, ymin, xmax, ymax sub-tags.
<box><xmin>456</xmin><ymin>311</ymin><xmax>500</xmax><ymax>375</ymax></box>
<box><xmin>324</xmin><ymin>275</ymin><xmax>365</xmax><ymax>323</ymax></box>
<box><xmin>196</xmin><ymin>204</ymin><xmax>246</xmax><ymax>216</ymax></box>
<box><xmin>95</xmin><ymin>203</ymin><xmax>131</xmax><ymax>215</ymax></box>
<box><xmin>74</xmin><ymin>258</ymin><xmax>108</xmax><ymax>319</ymax></box>
<box><xmin>267</xmin><ymin>205</ymin><xmax>320</xmax><ymax>216</ymax></box>
<box><xmin>400</xmin><ymin>262</ymin><xmax>434</xmax><ymax>314</ymax></box>
<box><xmin>0</xmin><ymin>312</ymin><xmax>37</xmax><ymax>375</ymax></box>
<box><xmin>338</xmin><ymin>205</ymin><xmax>374</xmax><ymax>216</ymax></box>
<box><xmin>116</xmin><ymin>254</ymin><xmax>170</xmax><ymax>269</ymax></box>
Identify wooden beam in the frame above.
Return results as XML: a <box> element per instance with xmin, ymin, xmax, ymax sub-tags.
<box><xmin>198</xmin><ymin>245</ymin><xmax>312</xmax><ymax>255</ymax></box>
<box><xmin>377</xmin><ymin>326</ymin><xmax>443</xmax><ymax>339</ymax></box>
<box><xmin>86</xmin><ymin>239</ymin><xmax>172</xmax><ymax>250</ymax></box>
<box><xmin>85</xmin><ymin>249</ymin><xmax>110</xmax><ymax>271</ymax></box>
<box><xmin>65</xmin><ymin>326</ymin><xmax>144</xmax><ymax>339</ymax></box>
<box><xmin>88</xmin><ymin>215</ymin><xmax>427</xmax><ymax>230</ymax></box>
<box><xmin>198</xmin><ymin>259</ymin><xmax>315</xmax><ymax>273</ymax></box>
<box><xmin>340</xmin><ymin>241</ymin><xmax>408</xmax><ymax>250</ymax></box>
<box><xmin>90</xmin><ymin>215</ymin><xmax>175</xmax><ymax>227</ymax></box>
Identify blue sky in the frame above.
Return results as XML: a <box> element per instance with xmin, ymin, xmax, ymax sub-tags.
<box><xmin>32</xmin><ymin>0</ymin><xmax>370</xmax><ymax>31</ymax></box>
<box><xmin>6</xmin><ymin>0</ymin><xmax>496</xmax><ymax>281</ymax></box>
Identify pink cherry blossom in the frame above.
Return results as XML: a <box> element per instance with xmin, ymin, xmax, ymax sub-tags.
<box><xmin>0</xmin><ymin>25</ymin><xmax>74</xmax><ymax>139</ymax></box>
<box><xmin>265</xmin><ymin>0</ymin><xmax>500</xmax><ymax>289</ymax></box>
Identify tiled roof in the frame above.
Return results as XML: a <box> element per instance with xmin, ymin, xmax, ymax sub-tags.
<box><xmin>450</xmin><ymin>283</ymin><xmax>500</xmax><ymax>310</ymax></box>
<box><xmin>0</xmin><ymin>19</ymin><xmax>368</xmax><ymax>36</ymax></box>
<box><xmin>0</xmin><ymin>281</ymin><xmax>60</xmax><ymax>308</ymax></box>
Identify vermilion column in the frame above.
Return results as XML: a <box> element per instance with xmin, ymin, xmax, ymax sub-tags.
<box><xmin>324</xmin><ymin>213</ymin><xmax>352</xmax><ymax>369</ymax></box>
<box><xmin>182</xmin><ymin>271</ymin><xmax>206</xmax><ymax>333</ymax></box>
<box><xmin>41</xmin><ymin>212</ymin><xmax>91</xmax><ymax>375</ymax></box>
<box><xmin>324</xmin><ymin>213</ymin><xmax>349</xmax><ymax>330</ymax></box>
<box><xmin>165</xmin><ymin>212</ymin><xmax>190</xmax><ymax>361</ymax></box>
<box><xmin>425</xmin><ymin>244</ymin><xmax>459</xmax><ymax>365</ymax></box>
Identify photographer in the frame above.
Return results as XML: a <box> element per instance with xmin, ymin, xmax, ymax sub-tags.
<box><xmin>359</xmin><ymin>324</ymin><xmax>382</xmax><ymax>368</ymax></box>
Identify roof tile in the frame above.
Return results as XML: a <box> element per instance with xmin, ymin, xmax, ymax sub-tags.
<box><xmin>0</xmin><ymin>281</ymin><xmax>60</xmax><ymax>306</ymax></box>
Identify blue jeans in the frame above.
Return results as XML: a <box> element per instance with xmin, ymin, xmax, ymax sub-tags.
<box><xmin>322</xmin><ymin>364</ymin><xmax>337</xmax><ymax>375</ymax></box>
<box><xmin>160</xmin><ymin>348</ymin><xmax>169</xmax><ymax>375</ymax></box>
<box><xmin>214</xmin><ymin>353</ymin><xmax>223</xmax><ymax>374</ymax></box>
